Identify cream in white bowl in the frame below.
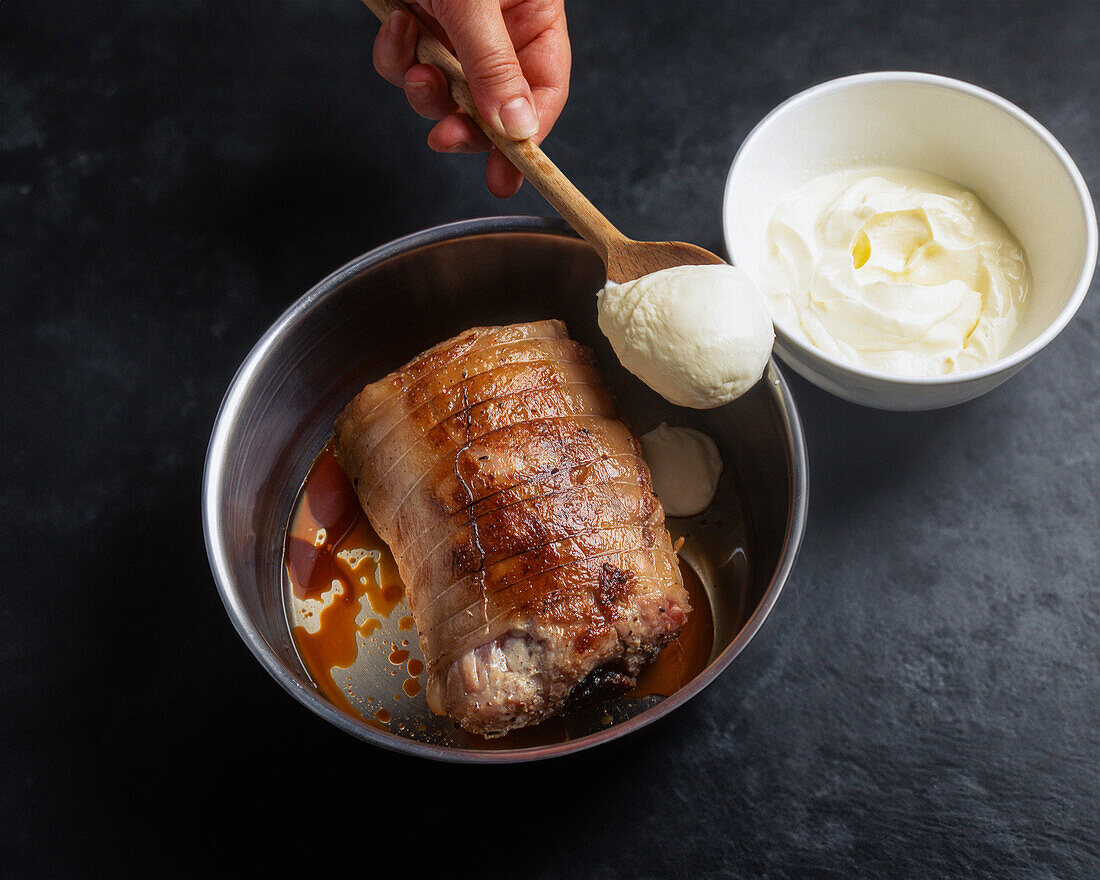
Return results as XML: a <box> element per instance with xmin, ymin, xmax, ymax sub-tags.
<box><xmin>760</xmin><ymin>164</ymin><xmax>1030</xmax><ymax>376</ymax></box>
<box><xmin>724</xmin><ymin>72</ymin><xmax>1097</xmax><ymax>410</ymax></box>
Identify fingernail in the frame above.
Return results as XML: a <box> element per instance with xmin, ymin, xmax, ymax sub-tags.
<box><xmin>405</xmin><ymin>77</ymin><xmax>430</xmax><ymax>95</ymax></box>
<box><xmin>387</xmin><ymin>10</ymin><xmax>408</xmax><ymax>36</ymax></box>
<box><xmin>498</xmin><ymin>97</ymin><xmax>539</xmax><ymax>140</ymax></box>
<box><xmin>449</xmin><ymin>142</ymin><xmax>469</xmax><ymax>153</ymax></box>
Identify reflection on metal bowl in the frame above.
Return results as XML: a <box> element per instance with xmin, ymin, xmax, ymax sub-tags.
<box><xmin>203</xmin><ymin>217</ymin><xmax>808</xmax><ymax>762</ymax></box>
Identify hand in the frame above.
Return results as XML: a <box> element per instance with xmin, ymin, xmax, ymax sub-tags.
<box><xmin>373</xmin><ymin>0</ymin><xmax>570</xmax><ymax>198</ymax></box>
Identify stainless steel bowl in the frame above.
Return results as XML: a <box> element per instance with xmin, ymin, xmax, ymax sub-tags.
<box><xmin>203</xmin><ymin>216</ymin><xmax>808</xmax><ymax>762</ymax></box>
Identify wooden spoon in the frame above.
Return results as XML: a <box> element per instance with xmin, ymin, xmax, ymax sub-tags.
<box><xmin>362</xmin><ymin>0</ymin><xmax>725</xmax><ymax>283</ymax></box>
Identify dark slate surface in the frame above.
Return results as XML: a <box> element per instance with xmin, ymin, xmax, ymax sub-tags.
<box><xmin>3</xmin><ymin>2</ymin><xmax>1097</xmax><ymax>877</ymax></box>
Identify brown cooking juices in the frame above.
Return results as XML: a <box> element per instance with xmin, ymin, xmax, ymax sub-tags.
<box><xmin>284</xmin><ymin>444</ymin><xmax>414</xmax><ymax>721</ymax></box>
<box><xmin>284</xmin><ymin>442</ymin><xmax>715</xmax><ymax>745</ymax></box>
<box><xmin>629</xmin><ymin>562</ymin><xmax>713</xmax><ymax>699</ymax></box>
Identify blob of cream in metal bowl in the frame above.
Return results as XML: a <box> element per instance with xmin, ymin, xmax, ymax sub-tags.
<box><xmin>203</xmin><ymin>217</ymin><xmax>807</xmax><ymax>762</ymax></box>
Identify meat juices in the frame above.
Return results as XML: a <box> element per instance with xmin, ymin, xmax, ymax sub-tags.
<box><xmin>334</xmin><ymin>320</ymin><xmax>690</xmax><ymax>737</ymax></box>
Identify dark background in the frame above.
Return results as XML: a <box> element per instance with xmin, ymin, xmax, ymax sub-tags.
<box><xmin>3</xmin><ymin>1</ymin><xmax>1098</xmax><ymax>877</ymax></box>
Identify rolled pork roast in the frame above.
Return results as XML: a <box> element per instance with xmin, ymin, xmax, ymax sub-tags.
<box><xmin>334</xmin><ymin>320</ymin><xmax>689</xmax><ymax>737</ymax></box>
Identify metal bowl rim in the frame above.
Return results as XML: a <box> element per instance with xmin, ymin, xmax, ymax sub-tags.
<box><xmin>202</xmin><ymin>215</ymin><xmax>809</xmax><ymax>763</ymax></box>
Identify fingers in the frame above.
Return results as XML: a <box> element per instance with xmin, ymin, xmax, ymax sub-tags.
<box><xmin>430</xmin><ymin>0</ymin><xmax>539</xmax><ymax>140</ymax></box>
<box><xmin>403</xmin><ymin>64</ymin><xmax>454</xmax><ymax>119</ymax></box>
<box><xmin>374</xmin><ymin>2</ymin><xmax>568</xmax><ymax>198</ymax></box>
<box><xmin>485</xmin><ymin>148</ymin><xmax>523</xmax><ymax>198</ymax></box>
<box><xmin>482</xmin><ymin>79</ymin><xmax>568</xmax><ymax>198</ymax></box>
<box><xmin>372</xmin><ymin>10</ymin><xmax>417</xmax><ymax>87</ymax></box>
<box><xmin>427</xmin><ymin>114</ymin><xmax>492</xmax><ymax>154</ymax></box>
<box><xmin>374</xmin><ymin>12</ymin><xmax>456</xmax><ymax>121</ymax></box>
<box><xmin>481</xmin><ymin>4</ymin><xmax>571</xmax><ymax>197</ymax></box>
<box><xmin>523</xmin><ymin>9</ymin><xmax>571</xmax><ymax>139</ymax></box>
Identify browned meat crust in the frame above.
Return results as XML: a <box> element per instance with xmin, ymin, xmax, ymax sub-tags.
<box><xmin>334</xmin><ymin>320</ymin><xmax>689</xmax><ymax>737</ymax></box>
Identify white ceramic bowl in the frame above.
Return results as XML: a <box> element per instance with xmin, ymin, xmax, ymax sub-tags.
<box><xmin>723</xmin><ymin>71</ymin><xmax>1097</xmax><ymax>410</ymax></box>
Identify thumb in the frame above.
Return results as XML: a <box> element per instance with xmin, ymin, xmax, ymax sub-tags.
<box><xmin>432</xmin><ymin>0</ymin><xmax>539</xmax><ymax>140</ymax></box>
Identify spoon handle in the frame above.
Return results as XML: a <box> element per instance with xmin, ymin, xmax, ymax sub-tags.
<box><xmin>361</xmin><ymin>0</ymin><xmax>625</xmax><ymax>263</ymax></box>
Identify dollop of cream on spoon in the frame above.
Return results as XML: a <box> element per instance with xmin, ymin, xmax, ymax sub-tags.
<box><xmin>597</xmin><ymin>264</ymin><xmax>774</xmax><ymax>409</ymax></box>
